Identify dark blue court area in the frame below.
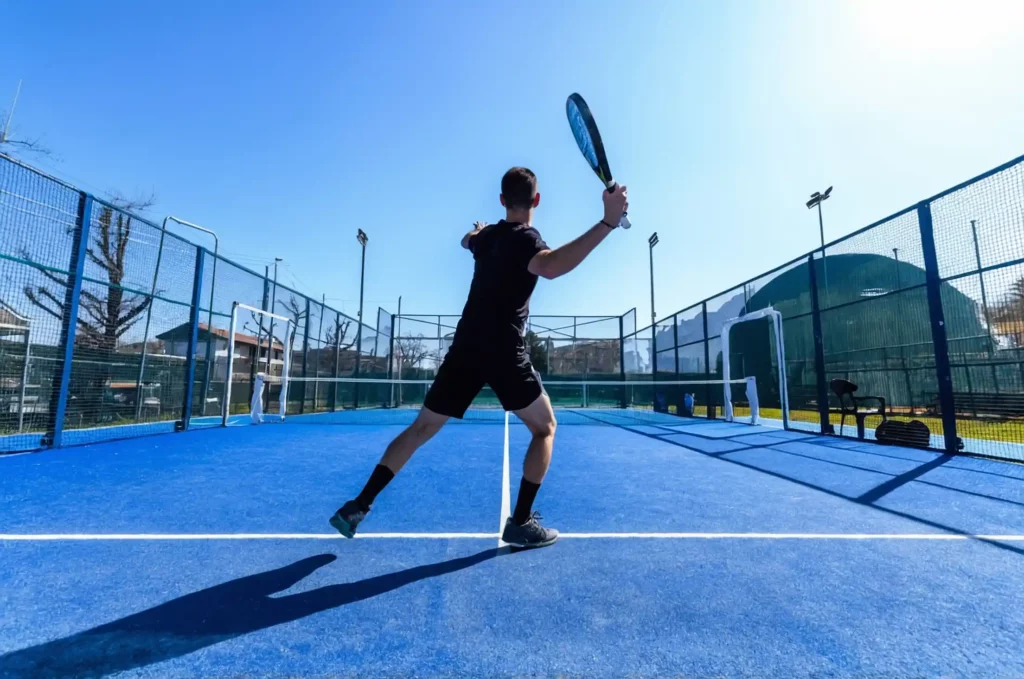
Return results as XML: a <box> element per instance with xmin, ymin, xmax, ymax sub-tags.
<box><xmin>3</xmin><ymin>414</ymin><xmax>1024</xmax><ymax>677</ymax></box>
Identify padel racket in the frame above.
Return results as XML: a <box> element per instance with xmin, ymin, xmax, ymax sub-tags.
<box><xmin>566</xmin><ymin>93</ymin><xmax>630</xmax><ymax>229</ymax></box>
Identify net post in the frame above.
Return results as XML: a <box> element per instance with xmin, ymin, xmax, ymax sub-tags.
<box><xmin>807</xmin><ymin>253</ymin><xmax>831</xmax><ymax>434</ymax></box>
<box><xmin>772</xmin><ymin>310</ymin><xmax>790</xmax><ymax>429</ymax></box>
<box><xmin>45</xmin><ymin>193</ymin><xmax>92</xmax><ymax>448</ymax></box>
<box><xmin>178</xmin><ymin>247</ymin><xmax>205</xmax><ymax>431</ymax></box>
<box><xmin>746</xmin><ymin>376</ymin><xmax>759</xmax><ymax>424</ymax></box>
<box><xmin>300</xmin><ymin>297</ymin><xmax>310</xmax><ymax>415</ymax></box>
<box><xmin>917</xmin><ymin>200</ymin><xmax>960</xmax><ymax>453</ymax></box>
<box><xmin>222</xmin><ymin>302</ymin><xmax>240</xmax><ymax>426</ymax></box>
<box><xmin>702</xmin><ymin>301</ymin><xmax>711</xmax><ymax>419</ymax></box>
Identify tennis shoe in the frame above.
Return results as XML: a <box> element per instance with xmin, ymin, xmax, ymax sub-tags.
<box><xmin>330</xmin><ymin>500</ymin><xmax>368</xmax><ymax>538</ymax></box>
<box><xmin>501</xmin><ymin>512</ymin><xmax>559</xmax><ymax>548</ymax></box>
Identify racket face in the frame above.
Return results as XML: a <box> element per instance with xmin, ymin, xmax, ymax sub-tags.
<box><xmin>566</xmin><ymin>93</ymin><xmax>613</xmax><ymax>186</ymax></box>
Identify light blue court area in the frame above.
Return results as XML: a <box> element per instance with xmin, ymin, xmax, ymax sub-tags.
<box><xmin>4</xmin><ymin>414</ymin><xmax>1024</xmax><ymax>677</ymax></box>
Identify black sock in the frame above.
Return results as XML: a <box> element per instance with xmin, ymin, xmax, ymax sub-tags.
<box><xmin>512</xmin><ymin>478</ymin><xmax>541</xmax><ymax>525</ymax></box>
<box><xmin>355</xmin><ymin>465</ymin><xmax>394</xmax><ymax>511</ymax></box>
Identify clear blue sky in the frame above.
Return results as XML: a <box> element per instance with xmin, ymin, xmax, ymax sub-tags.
<box><xmin>3</xmin><ymin>0</ymin><xmax>1023</xmax><ymax>328</ymax></box>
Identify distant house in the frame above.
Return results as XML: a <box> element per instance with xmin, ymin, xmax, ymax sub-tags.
<box><xmin>155</xmin><ymin>323</ymin><xmax>285</xmax><ymax>379</ymax></box>
<box><xmin>992</xmin><ymin>319</ymin><xmax>1024</xmax><ymax>348</ymax></box>
<box><xmin>547</xmin><ymin>339</ymin><xmax>621</xmax><ymax>376</ymax></box>
<box><xmin>0</xmin><ymin>302</ymin><xmax>30</xmax><ymax>335</ymax></box>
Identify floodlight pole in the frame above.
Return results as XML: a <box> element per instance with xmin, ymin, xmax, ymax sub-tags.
<box><xmin>807</xmin><ymin>187</ymin><xmax>832</xmax><ymax>306</ymax></box>
<box><xmin>648</xmin><ymin>232</ymin><xmax>659</xmax><ymax>364</ymax></box>
<box><xmin>356</xmin><ymin>229</ymin><xmax>368</xmax><ymax>364</ymax></box>
<box><xmin>355</xmin><ymin>229</ymin><xmax>368</xmax><ymax>407</ymax></box>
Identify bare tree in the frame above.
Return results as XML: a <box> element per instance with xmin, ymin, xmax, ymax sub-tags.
<box><xmin>279</xmin><ymin>295</ymin><xmax>307</xmax><ymax>358</ymax></box>
<box><xmin>0</xmin><ymin>132</ymin><xmax>53</xmax><ymax>159</ymax></box>
<box><xmin>395</xmin><ymin>335</ymin><xmax>432</xmax><ymax>377</ymax></box>
<box><xmin>24</xmin><ymin>195</ymin><xmax>157</xmax><ymax>351</ymax></box>
<box><xmin>24</xmin><ymin>195</ymin><xmax>157</xmax><ymax>423</ymax></box>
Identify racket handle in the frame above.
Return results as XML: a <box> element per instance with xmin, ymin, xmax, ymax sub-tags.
<box><xmin>605</xmin><ymin>183</ymin><xmax>631</xmax><ymax>229</ymax></box>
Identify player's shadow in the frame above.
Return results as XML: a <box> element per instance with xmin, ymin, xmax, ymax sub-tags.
<box><xmin>1</xmin><ymin>547</ymin><xmax>507</xmax><ymax>678</ymax></box>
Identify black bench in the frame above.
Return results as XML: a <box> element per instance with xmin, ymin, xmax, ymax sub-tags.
<box><xmin>829</xmin><ymin>378</ymin><xmax>887</xmax><ymax>440</ymax></box>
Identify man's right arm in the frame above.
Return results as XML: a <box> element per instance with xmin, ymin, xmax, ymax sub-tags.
<box><xmin>528</xmin><ymin>185</ymin><xmax>628</xmax><ymax>280</ymax></box>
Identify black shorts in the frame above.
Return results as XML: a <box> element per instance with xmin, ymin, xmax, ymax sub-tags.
<box><xmin>423</xmin><ymin>349</ymin><xmax>544</xmax><ymax>418</ymax></box>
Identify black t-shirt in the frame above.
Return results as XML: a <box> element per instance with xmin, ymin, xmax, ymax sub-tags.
<box><xmin>451</xmin><ymin>220</ymin><xmax>548</xmax><ymax>352</ymax></box>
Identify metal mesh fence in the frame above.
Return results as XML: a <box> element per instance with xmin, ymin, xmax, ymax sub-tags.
<box><xmin>4</xmin><ymin>149</ymin><xmax>1024</xmax><ymax>461</ymax></box>
<box><xmin>654</xmin><ymin>155</ymin><xmax>1024</xmax><ymax>460</ymax></box>
<box><xmin>0</xmin><ymin>153</ymin><xmax>388</xmax><ymax>452</ymax></box>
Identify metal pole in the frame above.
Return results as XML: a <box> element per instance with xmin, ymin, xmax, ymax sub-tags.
<box><xmin>2</xmin><ymin>80</ymin><xmax>21</xmax><ymax>143</ymax></box>
<box><xmin>918</xmin><ymin>201</ymin><xmax>959</xmax><ymax>453</ymax></box>
<box><xmin>164</xmin><ymin>217</ymin><xmax>220</xmax><ymax>415</ymax></box>
<box><xmin>331</xmin><ymin>312</ymin><xmax>341</xmax><ymax>411</ymax></box>
<box><xmin>648</xmin><ymin>233</ymin><xmax>659</xmax><ymax>375</ymax></box>
<box><xmin>818</xmin><ymin>201</ymin><xmax>830</xmax><ymax>307</ymax></box>
<box><xmin>395</xmin><ymin>296</ymin><xmax>402</xmax><ymax>406</ymax></box>
<box><xmin>649</xmin><ymin>245</ymin><xmax>656</xmax><ymax>331</ymax></box>
<box><xmin>971</xmin><ymin>219</ymin><xmax>999</xmax><ymax>394</ymax></box>
<box><xmin>355</xmin><ymin>230</ymin><xmax>368</xmax><ymax>408</ymax></box>
<box><xmin>315</xmin><ymin>293</ymin><xmax>325</xmax><ymax>411</ymax></box>
<box><xmin>46</xmin><ymin>194</ymin><xmax>92</xmax><ymax>448</ymax></box>
<box><xmin>135</xmin><ymin>221</ymin><xmax>168</xmax><ymax>420</ymax></box>
<box><xmin>357</xmin><ymin>241</ymin><xmax>366</xmax><ymax>357</ymax></box>
<box><xmin>892</xmin><ymin>248</ymin><xmax>913</xmax><ymax>411</ymax></box>
<box><xmin>300</xmin><ymin>297</ymin><xmax>311</xmax><ymax>415</ymax></box>
<box><xmin>18</xmin><ymin>324</ymin><xmax>30</xmax><ymax>432</ymax></box>
<box><xmin>222</xmin><ymin>303</ymin><xmax>240</xmax><ymax>427</ymax></box>
<box><xmin>179</xmin><ymin>248</ymin><xmax>205</xmax><ymax>431</ymax></box>
<box><xmin>268</xmin><ymin>258</ymin><xmax>280</xmax><ymax>376</ymax></box>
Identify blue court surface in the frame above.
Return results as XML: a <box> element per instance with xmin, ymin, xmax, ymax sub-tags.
<box><xmin>3</xmin><ymin>411</ymin><xmax>1024</xmax><ymax>677</ymax></box>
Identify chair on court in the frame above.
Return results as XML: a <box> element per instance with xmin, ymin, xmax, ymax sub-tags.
<box><xmin>829</xmin><ymin>378</ymin><xmax>886</xmax><ymax>440</ymax></box>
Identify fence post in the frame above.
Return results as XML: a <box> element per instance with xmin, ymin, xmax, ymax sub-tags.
<box><xmin>178</xmin><ymin>248</ymin><xmax>205</xmax><ymax>431</ymax></box>
<box><xmin>330</xmin><ymin>312</ymin><xmax>341</xmax><ymax>411</ymax></box>
<box><xmin>702</xmin><ymin>302</ymin><xmax>711</xmax><ymax>419</ymax></box>
<box><xmin>250</xmin><ymin>268</ymin><xmax>270</xmax><ymax>405</ymax></box>
<box><xmin>917</xmin><ymin>201</ymin><xmax>960</xmax><ymax>453</ymax></box>
<box><xmin>807</xmin><ymin>253</ymin><xmax>832</xmax><ymax>434</ymax></box>
<box><xmin>673</xmin><ymin>314</ymin><xmax>680</xmax><ymax>378</ymax></box>
<box><xmin>300</xmin><ymin>297</ymin><xmax>310</xmax><ymax>415</ymax></box>
<box><xmin>388</xmin><ymin>314</ymin><xmax>396</xmax><ymax>381</ymax></box>
<box><xmin>44</xmin><ymin>193</ymin><xmax>93</xmax><ymax>447</ymax></box>
<box><xmin>618</xmin><ymin>314</ymin><xmax>626</xmax><ymax>408</ymax></box>
<box><xmin>198</xmin><ymin>253</ymin><xmax>216</xmax><ymax>418</ymax></box>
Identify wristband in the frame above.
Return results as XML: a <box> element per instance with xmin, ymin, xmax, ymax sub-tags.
<box><xmin>600</xmin><ymin>219</ymin><xmax>617</xmax><ymax>229</ymax></box>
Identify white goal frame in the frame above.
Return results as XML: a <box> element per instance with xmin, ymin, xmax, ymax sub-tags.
<box><xmin>222</xmin><ymin>302</ymin><xmax>293</xmax><ymax>426</ymax></box>
<box><xmin>721</xmin><ymin>306</ymin><xmax>789</xmax><ymax>429</ymax></box>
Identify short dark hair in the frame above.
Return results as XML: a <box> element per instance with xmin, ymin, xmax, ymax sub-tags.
<box><xmin>501</xmin><ymin>167</ymin><xmax>537</xmax><ymax>210</ymax></box>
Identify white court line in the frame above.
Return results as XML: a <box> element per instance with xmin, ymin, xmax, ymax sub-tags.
<box><xmin>498</xmin><ymin>411</ymin><xmax>511</xmax><ymax>547</ymax></box>
<box><xmin>3</xmin><ymin>533</ymin><xmax>1024</xmax><ymax>541</ymax></box>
